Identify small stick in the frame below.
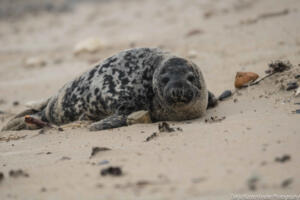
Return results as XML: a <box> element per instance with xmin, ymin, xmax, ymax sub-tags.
<box><xmin>240</xmin><ymin>72</ymin><xmax>276</xmax><ymax>88</ymax></box>
<box><xmin>24</xmin><ymin>115</ymin><xmax>52</xmax><ymax>128</ymax></box>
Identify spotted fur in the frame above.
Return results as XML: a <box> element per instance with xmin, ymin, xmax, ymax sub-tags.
<box><xmin>2</xmin><ymin>48</ymin><xmax>217</xmax><ymax>131</ymax></box>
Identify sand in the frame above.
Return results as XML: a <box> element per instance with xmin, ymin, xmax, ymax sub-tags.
<box><xmin>0</xmin><ymin>0</ymin><xmax>300</xmax><ymax>199</ymax></box>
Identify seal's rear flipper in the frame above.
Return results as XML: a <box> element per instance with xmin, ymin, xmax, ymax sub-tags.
<box><xmin>207</xmin><ymin>91</ymin><xmax>218</xmax><ymax>109</ymax></box>
<box><xmin>13</xmin><ymin>108</ymin><xmax>40</xmax><ymax>119</ymax></box>
<box><xmin>1</xmin><ymin>112</ymin><xmax>44</xmax><ymax>131</ymax></box>
<box><xmin>1</xmin><ymin>98</ymin><xmax>50</xmax><ymax>131</ymax></box>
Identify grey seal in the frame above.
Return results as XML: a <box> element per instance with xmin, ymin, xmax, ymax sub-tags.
<box><xmin>2</xmin><ymin>48</ymin><xmax>217</xmax><ymax>131</ymax></box>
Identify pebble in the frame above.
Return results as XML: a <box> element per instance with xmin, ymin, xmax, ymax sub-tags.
<box><xmin>275</xmin><ymin>154</ymin><xmax>291</xmax><ymax>163</ymax></box>
<box><xmin>98</xmin><ymin>160</ymin><xmax>109</xmax><ymax>165</ymax></box>
<box><xmin>13</xmin><ymin>101</ymin><xmax>19</xmax><ymax>106</ymax></box>
<box><xmin>286</xmin><ymin>82</ymin><xmax>298</xmax><ymax>91</ymax></box>
<box><xmin>101</xmin><ymin>166</ymin><xmax>122</xmax><ymax>176</ymax></box>
<box><xmin>187</xmin><ymin>50</ymin><xmax>198</xmax><ymax>58</ymax></box>
<box><xmin>295</xmin><ymin>74</ymin><xmax>300</xmax><ymax>79</ymax></box>
<box><xmin>281</xmin><ymin>178</ymin><xmax>293</xmax><ymax>188</ymax></box>
<box><xmin>218</xmin><ymin>90</ymin><xmax>232</xmax><ymax>101</ymax></box>
<box><xmin>24</xmin><ymin>57</ymin><xmax>46</xmax><ymax>68</ymax></box>
<box><xmin>294</xmin><ymin>109</ymin><xmax>300</xmax><ymax>114</ymax></box>
<box><xmin>235</xmin><ymin>72</ymin><xmax>259</xmax><ymax>88</ymax></box>
<box><xmin>74</xmin><ymin>38</ymin><xmax>104</xmax><ymax>55</ymax></box>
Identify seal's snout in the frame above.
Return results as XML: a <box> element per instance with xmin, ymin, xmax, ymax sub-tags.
<box><xmin>166</xmin><ymin>81</ymin><xmax>194</xmax><ymax>105</ymax></box>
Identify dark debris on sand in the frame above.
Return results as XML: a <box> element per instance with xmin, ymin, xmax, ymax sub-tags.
<box><xmin>275</xmin><ymin>154</ymin><xmax>291</xmax><ymax>163</ymax></box>
<box><xmin>145</xmin><ymin>122</ymin><xmax>182</xmax><ymax>142</ymax></box>
<box><xmin>90</xmin><ymin>147</ymin><xmax>111</xmax><ymax>158</ymax></box>
<box><xmin>266</xmin><ymin>60</ymin><xmax>292</xmax><ymax>74</ymax></box>
<box><xmin>60</xmin><ymin>156</ymin><xmax>71</xmax><ymax>161</ymax></box>
<box><xmin>158</xmin><ymin>122</ymin><xmax>175</xmax><ymax>132</ymax></box>
<box><xmin>241</xmin><ymin>60</ymin><xmax>294</xmax><ymax>89</ymax></box>
<box><xmin>286</xmin><ymin>82</ymin><xmax>299</xmax><ymax>91</ymax></box>
<box><xmin>101</xmin><ymin>166</ymin><xmax>122</xmax><ymax>177</ymax></box>
<box><xmin>144</xmin><ymin>132</ymin><xmax>157</xmax><ymax>142</ymax></box>
<box><xmin>247</xmin><ymin>175</ymin><xmax>260</xmax><ymax>191</ymax></box>
<box><xmin>0</xmin><ymin>172</ymin><xmax>4</xmax><ymax>181</ymax></box>
<box><xmin>205</xmin><ymin>116</ymin><xmax>226</xmax><ymax>123</ymax></box>
<box><xmin>9</xmin><ymin>169</ymin><xmax>29</xmax><ymax>178</ymax></box>
<box><xmin>281</xmin><ymin>178</ymin><xmax>293</xmax><ymax>188</ymax></box>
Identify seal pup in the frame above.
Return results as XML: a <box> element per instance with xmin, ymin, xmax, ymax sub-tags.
<box><xmin>2</xmin><ymin>48</ymin><xmax>217</xmax><ymax>131</ymax></box>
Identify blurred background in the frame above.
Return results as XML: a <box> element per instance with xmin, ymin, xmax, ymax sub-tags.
<box><xmin>0</xmin><ymin>0</ymin><xmax>300</xmax><ymax>199</ymax></box>
<box><xmin>1</xmin><ymin>0</ymin><xmax>299</xmax><ymax>102</ymax></box>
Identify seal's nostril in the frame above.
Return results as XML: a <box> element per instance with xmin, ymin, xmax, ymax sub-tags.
<box><xmin>187</xmin><ymin>75</ymin><xmax>195</xmax><ymax>82</ymax></box>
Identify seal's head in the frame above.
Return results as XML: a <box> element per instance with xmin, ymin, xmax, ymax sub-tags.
<box><xmin>153</xmin><ymin>57</ymin><xmax>207</xmax><ymax>111</ymax></box>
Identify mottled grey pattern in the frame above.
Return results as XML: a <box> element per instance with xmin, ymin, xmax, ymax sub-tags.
<box><xmin>2</xmin><ymin>48</ymin><xmax>217</xmax><ymax>131</ymax></box>
<box><xmin>45</xmin><ymin>48</ymin><xmax>164</xmax><ymax>124</ymax></box>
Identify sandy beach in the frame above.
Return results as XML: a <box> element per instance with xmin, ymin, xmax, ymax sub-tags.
<box><xmin>0</xmin><ymin>0</ymin><xmax>300</xmax><ymax>199</ymax></box>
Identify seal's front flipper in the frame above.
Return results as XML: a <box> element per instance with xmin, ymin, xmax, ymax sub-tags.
<box><xmin>207</xmin><ymin>91</ymin><xmax>218</xmax><ymax>109</ymax></box>
<box><xmin>89</xmin><ymin>114</ymin><xmax>127</xmax><ymax>131</ymax></box>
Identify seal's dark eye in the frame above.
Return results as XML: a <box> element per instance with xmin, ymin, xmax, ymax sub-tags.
<box><xmin>161</xmin><ymin>77</ymin><xmax>170</xmax><ymax>84</ymax></box>
<box><xmin>187</xmin><ymin>75</ymin><xmax>195</xmax><ymax>82</ymax></box>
